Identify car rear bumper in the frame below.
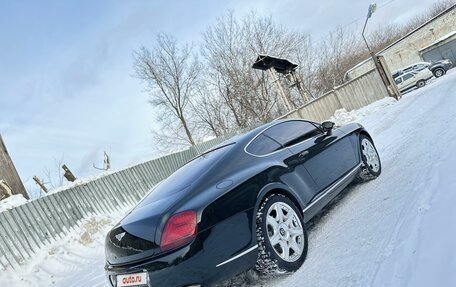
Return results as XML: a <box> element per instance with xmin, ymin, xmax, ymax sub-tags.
<box><xmin>105</xmin><ymin>210</ymin><xmax>258</xmax><ymax>287</ymax></box>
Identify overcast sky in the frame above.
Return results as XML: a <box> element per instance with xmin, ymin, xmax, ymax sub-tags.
<box><xmin>0</xmin><ymin>0</ymin><xmax>444</xmax><ymax>197</ymax></box>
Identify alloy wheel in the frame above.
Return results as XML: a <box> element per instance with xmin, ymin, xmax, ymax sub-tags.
<box><xmin>266</xmin><ymin>202</ymin><xmax>305</xmax><ymax>263</ymax></box>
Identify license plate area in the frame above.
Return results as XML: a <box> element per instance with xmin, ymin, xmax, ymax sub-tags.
<box><xmin>117</xmin><ymin>272</ymin><xmax>148</xmax><ymax>287</ymax></box>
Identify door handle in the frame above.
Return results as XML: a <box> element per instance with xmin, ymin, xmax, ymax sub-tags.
<box><xmin>298</xmin><ymin>151</ymin><xmax>309</xmax><ymax>158</ymax></box>
<box><xmin>285</xmin><ymin>150</ymin><xmax>309</xmax><ymax>166</ymax></box>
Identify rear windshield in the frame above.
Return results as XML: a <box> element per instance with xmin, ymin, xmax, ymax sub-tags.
<box><xmin>137</xmin><ymin>144</ymin><xmax>233</xmax><ymax>207</ymax></box>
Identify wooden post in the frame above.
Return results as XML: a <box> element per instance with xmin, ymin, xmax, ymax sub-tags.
<box><xmin>268</xmin><ymin>67</ymin><xmax>293</xmax><ymax>112</ymax></box>
<box><xmin>32</xmin><ymin>176</ymin><xmax>48</xmax><ymax>193</ymax></box>
<box><xmin>62</xmin><ymin>164</ymin><xmax>76</xmax><ymax>182</ymax></box>
<box><xmin>377</xmin><ymin>55</ymin><xmax>401</xmax><ymax>100</ymax></box>
<box><xmin>289</xmin><ymin>70</ymin><xmax>311</xmax><ymax>103</ymax></box>
<box><xmin>0</xmin><ymin>133</ymin><xmax>29</xmax><ymax>199</ymax></box>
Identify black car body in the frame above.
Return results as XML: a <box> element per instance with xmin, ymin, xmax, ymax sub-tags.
<box><xmin>105</xmin><ymin>119</ymin><xmax>381</xmax><ymax>287</ymax></box>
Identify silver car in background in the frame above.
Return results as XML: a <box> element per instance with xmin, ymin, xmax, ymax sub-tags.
<box><xmin>392</xmin><ymin>59</ymin><xmax>453</xmax><ymax>79</ymax></box>
<box><xmin>394</xmin><ymin>68</ymin><xmax>434</xmax><ymax>92</ymax></box>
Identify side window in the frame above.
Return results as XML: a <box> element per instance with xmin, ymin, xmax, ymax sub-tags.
<box><xmin>395</xmin><ymin>77</ymin><xmax>403</xmax><ymax>85</ymax></box>
<box><xmin>246</xmin><ymin>134</ymin><xmax>281</xmax><ymax>156</ymax></box>
<box><xmin>403</xmin><ymin>66</ymin><xmax>414</xmax><ymax>73</ymax></box>
<box><xmin>402</xmin><ymin>73</ymin><xmax>414</xmax><ymax>81</ymax></box>
<box><xmin>264</xmin><ymin>121</ymin><xmax>321</xmax><ymax>147</ymax></box>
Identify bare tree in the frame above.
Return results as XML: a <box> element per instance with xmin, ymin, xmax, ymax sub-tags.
<box><xmin>134</xmin><ymin>33</ymin><xmax>200</xmax><ymax>147</ymax></box>
<box><xmin>199</xmin><ymin>11</ymin><xmax>316</xmax><ymax>135</ymax></box>
<box><xmin>366</xmin><ymin>0</ymin><xmax>454</xmax><ymax>53</ymax></box>
<box><xmin>132</xmin><ymin>4</ymin><xmax>455</xmax><ymax>147</ymax></box>
<box><xmin>42</xmin><ymin>155</ymin><xmax>65</xmax><ymax>189</ymax></box>
<box><xmin>406</xmin><ymin>0</ymin><xmax>454</xmax><ymax>30</ymax></box>
<box><xmin>191</xmin><ymin>83</ymin><xmax>231</xmax><ymax>137</ymax></box>
<box><xmin>312</xmin><ymin>26</ymin><xmax>366</xmax><ymax>92</ymax></box>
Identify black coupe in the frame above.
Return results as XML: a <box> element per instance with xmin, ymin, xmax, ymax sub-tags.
<box><xmin>105</xmin><ymin>119</ymin><xmax>381</xmax><ymax>287</ymax></box>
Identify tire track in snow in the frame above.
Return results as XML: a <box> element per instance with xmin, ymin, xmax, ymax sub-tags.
<box><xmin>368</xmin><ymin>72</ymin><xmax>456</xmax><ymax>287</ymax></box>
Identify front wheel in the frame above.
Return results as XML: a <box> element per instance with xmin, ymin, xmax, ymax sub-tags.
<box><xmin>356</xmin><ymin>135</ymin><xmax>381</xmax><ymax>182</ymax></box>
<box><xmin>256</xmin><ymin>194</ymin><xmax>308</xmax><ymax>274</ymax></box>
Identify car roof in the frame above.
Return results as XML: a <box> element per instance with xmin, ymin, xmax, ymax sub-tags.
<box><xmin>393</xmin><ymin>62</ymin><xmax>430</xmax><ymax>74</ymax></box>
<box><xmin>204</xmin><ymin>119</ymin><xmax>318</xmax><ymax>153</ymax></box>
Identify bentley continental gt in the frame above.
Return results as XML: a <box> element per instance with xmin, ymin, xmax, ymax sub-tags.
<box><xmin>105</xmin><ymin>119</ymin><xmax>381</xmax><ymax>287</ymax></box>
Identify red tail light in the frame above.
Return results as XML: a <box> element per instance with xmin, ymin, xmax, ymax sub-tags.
<box><xmin>161</xmin><ymin>210</ymin><xmax>197</xmax><ymax>251</ymax></box>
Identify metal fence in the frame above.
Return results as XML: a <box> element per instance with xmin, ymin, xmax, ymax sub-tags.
<box><xmin>279</xmin><ymin>69</ymin><xmax>389</xmax><ymax>122</ymax></box>
<box><xmin>0</xmin><ymin>133</ymin><xmax>236</xmax><ymax>269</ymax></box>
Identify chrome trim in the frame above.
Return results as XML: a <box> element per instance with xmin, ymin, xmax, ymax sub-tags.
<box><xmin>244</xmin><ymin>119</ymin><xmax>322</xmax><ymax>158</ymax></box>
<box><xmin>215</xmin><ymin>245</ymin><xmax>258</xmax><ymax>267</ymax></box>
<box><xmin>244</xmin><ymin>122</ymin><xmax>286</xmax><ymax>158</ymax></box>
<box><xmin>303</xmin><ymin>164</ymin><xmax>362</xmax><ymax>213</ymax></box>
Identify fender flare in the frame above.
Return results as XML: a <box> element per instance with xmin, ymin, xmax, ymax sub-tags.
<box><xmin>250</xmin><ymin>182</ymin><xmax>305</xmax><ymax>240</ymax></box>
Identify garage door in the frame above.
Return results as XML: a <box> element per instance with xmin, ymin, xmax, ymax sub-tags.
<box><xmin>422</xmin><ymin>39</ymin><xmax>456</xmax><ymax>65</ymax></box>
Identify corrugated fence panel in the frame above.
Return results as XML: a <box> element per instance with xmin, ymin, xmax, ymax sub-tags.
<box><xmin>303</xmin><ymin>91</ymin><xmax>341</xmax><ymax>122</ymax></box>
<box><xmin>280</xmin><ymin>69</ymin><xmax>389</xmax><ymax>122</ymax></box>
<box><xmin>0</xmin><ymin>133</ymin><xmax>230</xmax><ymax>269</ymax></box>
<box><xmin>337</xmin><ymin>69</ymin><xmax>389</xmax><ymax>111</ymax></box>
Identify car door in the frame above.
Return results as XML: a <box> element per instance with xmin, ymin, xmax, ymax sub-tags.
<box><xmin>401</xmin><ymin>72</ymin><xmax>416</xmax><ymax>90</ymax></box>
<box><xmin>263</xmin><ymin>120</ymin><xmax>358</xmax><ymax>199</ymax></box>
<box><xmin>260</xmin><ymin>121</ymin><xmax>321</xmax><ymax>203</ymax></box>
<box><xmin>294</xmin><ymin>130</ymin><xmax>358</xmax><ymax>192</ymax></box>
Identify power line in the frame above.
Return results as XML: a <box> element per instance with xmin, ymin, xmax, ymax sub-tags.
<box><xmin>310</xmin><ymin>0</ymin><xmax>399</xmax><ymax>45</ymax></box>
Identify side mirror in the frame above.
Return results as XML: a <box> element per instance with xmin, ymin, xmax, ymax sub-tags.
<box><xmin>321</xmin><ymin>121</ymin><xmax>335</xmax><ymax>135</ymax></box>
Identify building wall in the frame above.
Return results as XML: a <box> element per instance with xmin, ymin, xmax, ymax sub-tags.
<box><xmin>346</xmin><ymin>6</ymin><xmax>456</xmax><ymax>79</ymax></box>
<box><xmin>0</xmin><ymin>134</ymin><xmax>28</xmax><ymax>199</ymax></box>
<box><xmin>422</xmin><ymin>37</ymin><xmax>456</xmax><ymax>64</ymax></box>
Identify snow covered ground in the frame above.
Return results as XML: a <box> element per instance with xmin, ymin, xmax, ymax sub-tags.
<box><xmin>0</xmin><ymin>210</ymin><xmax>130</xmax><ymax>287</ymax></box>
<box><xmin>249</xmin><ymin>70</ymin><xmax>456</xmax><ymax>287</ymax></box>
<box><xmin>2</xmin><ymin>69</ymin><xmax>456</xmax><ymax>287</ymax></box>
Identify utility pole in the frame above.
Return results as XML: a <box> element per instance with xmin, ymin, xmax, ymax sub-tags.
<box><xmin>361</xmin><ymin>3</ymin><xmax>400</xmax><ymax>100</ymax></box>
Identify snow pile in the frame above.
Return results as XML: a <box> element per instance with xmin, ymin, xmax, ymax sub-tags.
<box><xmin>329</xmin><ymin>97</ymin><xmax>397</xmax><ymax>126</ymax></box>
<box><xmin>0</xmin><ymin>194</ymin><xmax>28</xmax><ymax>213</ymax></box>
<box><xmin>0</xmin><ymin>209</ymin><xmax>130</xmax><ymax>287</ymax></box>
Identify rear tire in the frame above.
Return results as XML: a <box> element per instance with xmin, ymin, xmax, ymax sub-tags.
<box><xmin>416</xmin><ymin>80</ymin><xmax>426</xmax><ymax>88</ymax></box>
<box><xmin>255</xmin><ymin>194</ymin><xmax>307</xmax><ymax>274</ymax></box>
<box><xmin>433</xmin><ymin>68</ymin><xmax>445</xmax><ymax>77</ymax></box>
<box><xmin>356</xmin><ymin>135</ymin><xmax>381</xmax><ymax>182</ymax></box>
